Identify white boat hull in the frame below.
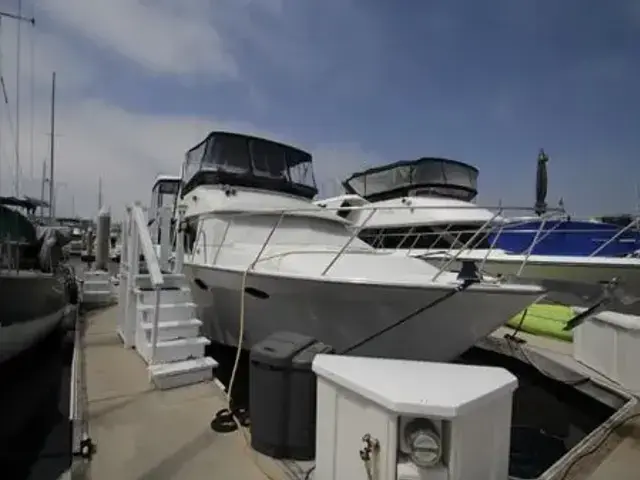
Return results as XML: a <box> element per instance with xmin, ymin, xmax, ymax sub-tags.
<box><xmin>184</xmin><ymin>263</ymin><xmax>540</xmax><ymax>361</ymax></box>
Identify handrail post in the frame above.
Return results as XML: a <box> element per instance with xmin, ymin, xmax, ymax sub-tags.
<box><xmin>431</xmin><ymin>210</ymin><xmax>502</xmax><ymax>281</ymax></box>
<box><xmin>251</xmin><ymin>211</ymin><xmax>285</xmax><ymax>268</ymax></box>
<box><xmin>150</xmin><ymin>287</ymin><xmax>161</xmax><ymax>364</ymax></box>
<box><xmin>123</xmin><ymin>206</ymin><xmax>137</xmax><ymax>347</ymax></box>
<box><xmin>480</xmin><ymin>221</ymin><xmax>504</xmax><ymax>271</ymax></box>
<box><xmin>213</xmin><ymin>220</ymin><xmax>232</xmax><ymax>265</ymax></box>
<box><xmin>321</xmin><ymin>208</ymin><xmax>377</xmax><ymax>276</ymax></box>
<box><xmin>516</xmin><ymin>217</ymin><xmax>547</xmax><ymax>276</ymax></box>
<box><xmin>159</xmin><ymin>206</ymin><xmax>171</xmax><ymax>271</ymax></box>
<box><xmin>174</xmin><ymin>205</ymin><xmax>186</xmax><ymax>273</ymax></box>
<box><xmin>589</xmin><ymin>217</ymin><xmax>640</xmax><ymax>257</ymax></box>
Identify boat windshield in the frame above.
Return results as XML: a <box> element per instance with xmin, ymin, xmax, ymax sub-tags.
<box><xmin>181</xmin><ymin>132</ymin><xmax>317</xmax><ymax>199</ymax></box>
<box><xmin>151</xmin><ymin>177</ymin><xmax>181</xmax><ymax>210</ymax></box>
<box><xmin>343</xmin><ymin>158</ymin><xmax>479</xmax><ymax>202</ymax></box>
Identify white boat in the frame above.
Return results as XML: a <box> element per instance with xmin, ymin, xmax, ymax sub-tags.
<box><xmin>315</xmin><ymin>158</ymin><xmax>640</xmax><ymax>314</ymax></box>
<box><xmin>170</xmin><ymin>132</ymin><xmax>544</xmax><ymax>362</ymax></box>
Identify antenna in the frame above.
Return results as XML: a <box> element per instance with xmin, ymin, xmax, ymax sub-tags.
<box><xmin>98</xmin><ymin>176</ymin><xmax>103</xmax><ymax>211</ymax></box>
<box><xmin>39</xmin><ymin>158</ymin><xmax>46</xmax><ymax>216</ymax></box>
<box><xmin>48</xmin><ymin>71</ymin><xmax>56</xmax><ymax>221</ymax></box>
<box><xmin>0</xmin><ymin>6</ymin><xmax>36</xmax><ymax>197</ymax></box>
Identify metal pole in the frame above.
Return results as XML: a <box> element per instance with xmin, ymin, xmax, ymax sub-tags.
<box><xmin>39</xmin><ymin>159</ymin><xmax>46</xmax><ymax>217</ymax></box>
<box><xmin>14</xmin><ymin>0</ymin><xmax>22</xmax><ymax>197</ymax></box>
<box><xmin>98</xmin><ymin>177</ymin><xmax>103</xmax><ymax>211</ymax></box>
<box><xmin>49</xmin><ymin>72</ymin><xmax>56</xmax><ymax>221</ymax></box>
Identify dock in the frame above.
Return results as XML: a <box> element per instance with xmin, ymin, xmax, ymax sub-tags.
<box><xmin>488</xmin><ymin>326</ymin><xmax>640</xmax><ymax>480</ymax></box>
<box><xmin>60</xmin><ymin>301</ymin><xmax>640</xmax><ymax>480</ymax></box>
<box><xmin>67</xmin><ymin>305</ymin><xmax>307</xmax><ymax>480</ymax></box>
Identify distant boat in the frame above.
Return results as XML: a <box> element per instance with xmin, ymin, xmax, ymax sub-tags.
<box><xmin>490</xmin><ymin>216</ymin><xmax>640</xmax><ymax>257</ymax></box>
<box><xmin>316</xmin><ymin>157</ymin><xmax>640</xmax><ymax>315</ymax></box>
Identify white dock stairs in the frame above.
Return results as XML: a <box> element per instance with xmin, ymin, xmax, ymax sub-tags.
<box><xmin>135</xmin><ymin>273</ymin><xmax>217</xmax><ymax>389</ymax></box>
<box><xmin>82</xmin><ymin>269</ymin><xmax>115</xmax><ymax>306</ymax></box>
<box><xmin>118</xmin><ymin>203</ymin><xmax>218</xmax><ymax>390</ymax></box>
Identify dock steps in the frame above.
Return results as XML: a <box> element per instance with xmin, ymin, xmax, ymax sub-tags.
<box><xmin>82</xmin><ymin>269</ymin><xmax>115</xmax><ymax>306</ymax></box>
<box><xmin>132</xmin><ymin>275</ymin><xmax>215</xmax><ymax>389</ymax></box>
<box><xmin>139</xmin><ymin>318</ymin><xmax>203</xmax><ymax>342</ymax></box>
<box><xmin>119</xmin><ymin>207</ymin><xmax>217</xmax><ymax>390</ymax></box>
<box><xmin>139</xmin><ymin>336</ymin><xmax>211</xmax><ymax>364</ymax></box>
<box><xmin>148</xmin><ymin>357</ymin><xmax>218</xmax><ymax>390</ymax></box>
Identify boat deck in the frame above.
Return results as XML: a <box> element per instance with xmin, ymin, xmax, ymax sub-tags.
<box><xmin>65</xmin><ymin>305</ymin><xmax>640</xmax><ymax>480</ymax></box>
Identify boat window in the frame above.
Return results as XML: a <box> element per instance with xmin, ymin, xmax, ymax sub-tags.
<box><xmin>184</xmin><ymin>141</ymin><xmax>207</xmax><ymax>182</ymax></box>
<box><xmin>251</xmin><ymin>140</ymin><xmax>287</xmax><ymax>179</ymax></box>
<box><xmin>359</xmin><ymin>224</ymin><xmax>491</xmax><ymax>250</ymax></box>
<box><xmin>209</xmin><ymin>134</ymin><xmax>251</xmax><ymax>173</ymax></box>
<box><xmin>287</xmin><ymin>150</ymin><xmax>315</xmax><ymax>186</ymax></box>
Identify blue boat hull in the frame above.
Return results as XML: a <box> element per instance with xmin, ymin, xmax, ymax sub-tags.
<box><xmin>490</xmin><ymin>220</ymin><xmax>640</xmax><ymax>257</ymax></box>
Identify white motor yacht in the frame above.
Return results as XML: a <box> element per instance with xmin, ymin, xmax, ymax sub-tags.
<box><xmin>169</xmin><ymin>132</ymin><xmax>544</xmax><ymax>362</ymax></box>
<box><xmin>315</xmin><ymin>158</ymin><xmax>640</xmax><ymax>314</ymax></box>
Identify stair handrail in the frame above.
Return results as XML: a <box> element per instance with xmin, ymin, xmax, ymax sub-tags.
<box><xmin>129</xmin><ymin>203</ymin><xmax>164</xmax><ymax>364</ymax></box>
<box><xmin>131</xmin><ymin>203</ymin><xmax>164</xmax><ymax>288</ymax></box>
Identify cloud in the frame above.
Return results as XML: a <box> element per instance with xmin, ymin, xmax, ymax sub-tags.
<box><xmin>0</xmin><ymin>0</ymin><xmax>378</xmax><ymax>219</ymax></box>
<box><xmin>39</xmin><ymin>0</ymin><xmax>238</xmax><ymax>78</ymax></box>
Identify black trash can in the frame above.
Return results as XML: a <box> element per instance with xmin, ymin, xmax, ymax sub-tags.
<box><xmin>249</xmin><ymin>331</ymin><xmax>333</xmax><ymax>460</ymax></box>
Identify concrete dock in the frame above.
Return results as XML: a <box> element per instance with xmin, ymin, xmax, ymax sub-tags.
<box><xmin>65</xmin><ymin>305</ymin><xmax>640</xmax><ymax>480</ymax></box>
<box><xmin>68</xmin><ymin>306</ymin><xmax>304</xmax><ymax>480</ymax></box>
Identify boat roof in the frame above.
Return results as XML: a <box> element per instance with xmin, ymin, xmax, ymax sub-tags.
<box><xmin>181</xmin><ymin>131</ymin><xmax>317</xmax><ymax>200</ymax></box>
<box><xmin>186</xmin><ymin>131</ymin><xmax>311</xmax><ymax>167</ymax></box>
<box><xmin>153</xmin><ymin>174</ymin><xmax>181</xmax><ymax>188</ymax></box>
<box><xmin>0</xmin><ymin>195</ymin><xmax>49</xmax><ymax>210</ymax></box>
<box><xmin>343</xmin><ymin>157</ymin><xmax>479</xmax><ymax>203</ymax></box>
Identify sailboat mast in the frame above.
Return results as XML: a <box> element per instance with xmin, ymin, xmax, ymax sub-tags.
<box><xmin>48</xmin><ymin>71</ymin><xmax>55</xmax><ymax>221</ymax></box>
<box><xmin>98</xmin><ymin>177</ymin><xmax>103</xmax><ymax>211</ymax></box>
<box><xmin>0</xmin><ymin>6</ymin><xmax>35</xmax><ymax>197</ymax></box>
<box><xmin>15</xmin><ymin>0</ymin><xmax>22</xmax><ymax>197</ymax></box>
<box><xmin>39</xmin><ymin>158</ymin><xmax>46</xmax><ymax>216</ymax></box>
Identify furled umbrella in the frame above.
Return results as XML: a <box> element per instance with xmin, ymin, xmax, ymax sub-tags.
<box><xmin>534</xmin><ymin>149</ymin><xmax>549</xmax><ymax>216</ymax></box>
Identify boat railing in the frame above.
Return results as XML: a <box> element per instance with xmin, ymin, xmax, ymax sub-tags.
<box><xmin>187</xmin><ymin>203</ymin><xmax>607</xmax><ymax>282</ymax></box>
<box><xmin>119</xmin><ymin>203</ymin><xmax>167</xmax><ymax>363</ymax></box>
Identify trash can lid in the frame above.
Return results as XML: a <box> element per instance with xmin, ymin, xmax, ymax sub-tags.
<box><xmin>250</xmin><ymin>331</ymin><xmax>317</xmax><ymax>368</ymax></box>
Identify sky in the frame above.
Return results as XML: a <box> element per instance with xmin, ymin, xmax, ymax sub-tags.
<box><xmin>0</xmin><ymin>0</ymin><xmax>638</xmax><ymax>219</ymax></box>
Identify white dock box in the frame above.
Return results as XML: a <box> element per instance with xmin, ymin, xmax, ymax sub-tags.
<box><xmin>573</xmin><ymin>308</ymin><xmax>640</xmax><ymax>393</ymax></box>
<box><xmin>312</xmin><ymin>355</ymin><xmax>518</xmax><ymax>480</ymax></box>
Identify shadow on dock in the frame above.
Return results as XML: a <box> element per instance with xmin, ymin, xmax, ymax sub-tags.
<box><xmin>0</xmin><ymin>327</ymin><xmax>74</xmax><ymax>480</ymax></box>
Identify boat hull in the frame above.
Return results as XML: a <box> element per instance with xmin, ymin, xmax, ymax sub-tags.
<box><xmin>184</xmin><ymin>263</ymin><xmax>540</xmax><ymax>361</ymax></box>
<box><xmin>0</xmin><ymin>272</ymin><xmax>69</xmax><ymax>364</ymax></box>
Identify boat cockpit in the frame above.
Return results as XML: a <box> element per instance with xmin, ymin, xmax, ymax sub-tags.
<box><xmin>180</xmin><ymin>131</ymin><xmax>318</xmax><ymax>200</ymax></box>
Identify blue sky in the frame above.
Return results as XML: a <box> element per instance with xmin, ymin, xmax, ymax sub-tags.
<box><xmin>0</xmin><ymin>0</ymin><xmax>639</xmax><ymax>217</ymax></box>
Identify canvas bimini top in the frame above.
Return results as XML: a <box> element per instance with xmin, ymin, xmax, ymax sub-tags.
<box><xmin>181</xmin><ymin>131</ymin><xmax>317</xmax><ymax>199</ymax></box>
<box><xmin>343</xmin><ymin>157</ymin><xmax>479</xmax><ymax>203</ymax></box>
